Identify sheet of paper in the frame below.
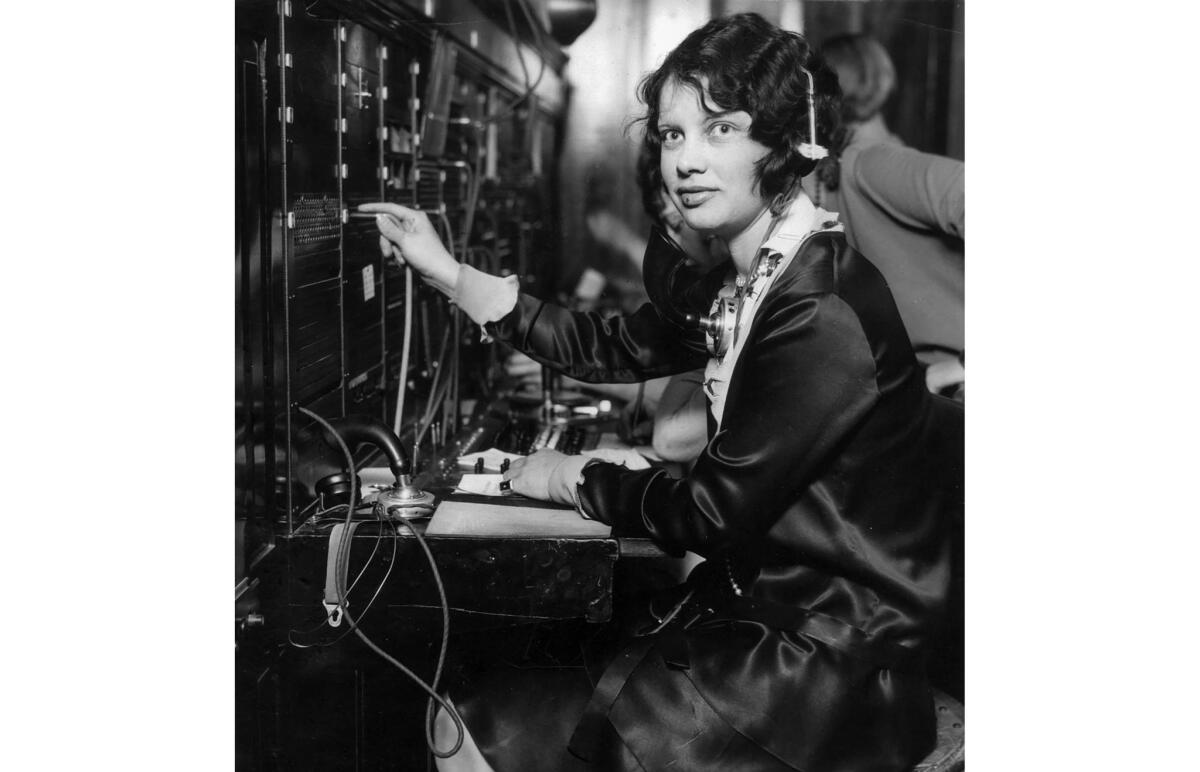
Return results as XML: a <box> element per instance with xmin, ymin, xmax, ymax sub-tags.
<box><xmin>455</xmin><ymin>473</ymin><xmax>507</xmax><ymax>496</ymax></box>
<box><xmin>426</xmin><ymin>499</ymin><xmax>612</xmax><ymax>538</ymax></box>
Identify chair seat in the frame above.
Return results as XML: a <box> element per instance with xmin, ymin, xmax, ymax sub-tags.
<box><xmin>913</xmin><ymin>689</ymin><xmax>964</xmax><ymax>772</ymax></box>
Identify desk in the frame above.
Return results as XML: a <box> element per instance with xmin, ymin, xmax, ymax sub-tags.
<box><xmin>282</xmin><ymin>488</ymin><xmax>666</xmax><ymax>631</ymax></box>
<box><xmin>279</xmin><ymin>399</ymin><xmax>670</xmax><ymax>631</ymax></box>
<box><xmin>284</xmin><ymin>523</ymin><xmax>614</xmax><ymax>627</ymax></box>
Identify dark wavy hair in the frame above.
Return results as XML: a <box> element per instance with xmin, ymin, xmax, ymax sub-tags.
<box><xmin>635</xmin><ymin>13</ymin><xmax>842</xmax><ymax>216</ymax></box>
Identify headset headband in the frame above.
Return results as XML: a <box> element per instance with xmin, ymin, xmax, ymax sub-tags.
<box><xmin>796</xmin><ymin>67</ymin><xmax>828</xmax><ymax>161</ymax></box>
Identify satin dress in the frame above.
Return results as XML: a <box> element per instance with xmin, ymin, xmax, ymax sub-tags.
<box><xmin>459</xmin><ymin>229</ymin><xmax>964</xmax><ymax>771</ymax></box>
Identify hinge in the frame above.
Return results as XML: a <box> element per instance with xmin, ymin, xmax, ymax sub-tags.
<box><xmin>341</xmin><ymin>164</ymin><xmax>349</xmax><ymax>179</ymax></box>
<box><xmin>339</xmin><ymin>25</ymin><xmax>347</xmax><ymax>43</ymax></box>
<box><xmin>286</xmin><ymin>211</ymin><xmax>295</xmax><ymax>228</ymax></box>
<box><xmin>381</xmin><ymin>85</ymin><xmax>388</xmax><ymax>101</ymax></box>
<box><xmin>409</xmin><ymin>61</ymin><xmax>420</xmax><ymax>76</ymax></box>
<box><xmin>381</xmin><ymin>45</ymin><xmax>388</xmax><ymax>60</ymax></box>
<box><xmin>340</xmin><ymin>72</ymin><xmax>348</xmax><ymax>88</ymax></box>
<box><xmin>280</xmin><ymin>0</ymin><xmax>292</xmax><ymax>18</ymax></box>
<box><xmin>342</xmin><ymin>209</ymin><xmax>349</xmax><ymax>224</ymax></box>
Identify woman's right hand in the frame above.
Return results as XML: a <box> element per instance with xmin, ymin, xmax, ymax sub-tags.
<box><xmin>358</xmin><ymin>202</ymin><xmax>460</xmax><ymax>292</ymax></box>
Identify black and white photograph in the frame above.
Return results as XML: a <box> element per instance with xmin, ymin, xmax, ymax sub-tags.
<box><xmin>233</xmin><ymin>1</ymin><xmax>964</xmax><ymax>768</ymax></box>
<box><xmin>6</xmin><ymin>0</ymin><xmax>1200</xmax><ymax>770</ymax></box>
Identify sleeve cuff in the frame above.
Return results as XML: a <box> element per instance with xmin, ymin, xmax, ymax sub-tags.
<box><xmin>453</xmin><ymin>263</ymin><xmax>520</xmax><ymax>332</ymax></box>
<box><xmin>547</xmin><ymin>455</ymin><xmax>596</xmax><ymax>513</ymax></box>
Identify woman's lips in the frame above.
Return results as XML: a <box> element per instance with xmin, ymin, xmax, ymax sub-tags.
<box><xmin>678</xmin><ymin>189</ymin><xmax>715</xmax><ymax>208</ymax></box>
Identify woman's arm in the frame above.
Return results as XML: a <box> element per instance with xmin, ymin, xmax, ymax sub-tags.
<box><xmin>578</xmin><ymin>289</ymin><xmax>880</xmax><ymax>557</ymax></box>
<box><xmin>489</xmin><ymin>295</ymin><xmax>705</xmax><ymax>383</ymax></box>
<box><xmin>853</xmin><ymin>144</ymin><xmax>964</xmax><ymax>239</ymax></box>
<box><xmin>651</xmin><ymin>370</ymin><xmax>709</xmax><ymax>463</ymax></box>
<box><xmin>364</xmin><ymin>202</ymin><xmax>707</xmax><ymax>383</ymax></box>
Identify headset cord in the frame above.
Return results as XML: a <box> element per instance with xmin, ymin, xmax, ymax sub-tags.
<box><xmin>298</xmin><ymin>406</ymin><xmax>466</xmax><ymax>757</ymax></box>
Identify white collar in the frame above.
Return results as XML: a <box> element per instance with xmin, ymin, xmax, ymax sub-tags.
<box><xmin>762</xmin><ymin>194</ymin><xmax>843</xmax><ymax>256</ymax></box>
<box><xmin>741</xmin><ymin>196</ymin><xmax>842</xmax><ymax>286</ymax></box>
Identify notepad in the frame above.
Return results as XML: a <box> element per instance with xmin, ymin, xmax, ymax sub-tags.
<box><xmin>426</xmin><ymin>499</ymin><xmax>612</xmax><ymax>538</ymax></box>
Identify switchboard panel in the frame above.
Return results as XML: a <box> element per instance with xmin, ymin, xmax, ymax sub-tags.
<box><xmin>237</xmin><ymin>0</ymin><xmax>570</xmax><ymax>534</ymax></box>
<box><xmin>237</xmin><ymin>3</ymin><xmax>584</xmax><ymax>767</ymax></box>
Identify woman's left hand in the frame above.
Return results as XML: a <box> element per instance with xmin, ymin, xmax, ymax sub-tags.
<box><xmin>503</xmin><ymin>449</ymin><xmax>590</xmax><ymax>506</ymax></box>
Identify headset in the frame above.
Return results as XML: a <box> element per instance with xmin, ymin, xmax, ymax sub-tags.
<box><xmin>795</xmin><ymin>66</ymin><xmax>829</xmax><ymax>161</ymax></box>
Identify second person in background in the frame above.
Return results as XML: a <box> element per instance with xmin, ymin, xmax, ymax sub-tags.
<box><xmin>816</xmin><ymin>33</ymin><xmax>966</xmax><ymax>397</ymax></box>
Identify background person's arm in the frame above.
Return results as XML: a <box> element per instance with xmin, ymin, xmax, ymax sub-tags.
<box><xmin>854</xmin><ymin>144</ymin><xmax>964</xmax><ymax>239</ymax></box>
<box><xmin>652</xmin><ymin>370</ymin><xmax>709</xmax><ymax>464</ymax></box>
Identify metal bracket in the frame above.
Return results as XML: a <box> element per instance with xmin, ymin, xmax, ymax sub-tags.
<box><xmin>323</xmin><ymin>601</ymin><xmax>344</xmax><ymax>627</ymax></box>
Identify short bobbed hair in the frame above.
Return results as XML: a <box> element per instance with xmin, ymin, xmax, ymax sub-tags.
<box><xmin>636</xmin><ymin>13</ymin><xmax>842</xmax><ymax>216</ymax></box>
<box><xmin>820</xmin><ymin>34</ymin><xmax>896</xmax><ymax>123</ymax></box>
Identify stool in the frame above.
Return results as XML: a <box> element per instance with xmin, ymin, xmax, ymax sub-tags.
<box><xmin>913</xmin><ymin>689</ymin><xmax>964</xmax><ymax>772</ymax></box>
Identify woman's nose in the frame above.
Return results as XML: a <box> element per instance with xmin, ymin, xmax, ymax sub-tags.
<box><xmin>673</xmin><ymin>136</ymin><xmax>707</xmax><ymax>178</ymax></box>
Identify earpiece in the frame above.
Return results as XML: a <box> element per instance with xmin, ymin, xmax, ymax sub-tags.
<box><xmin>697</xmin><ymin>296</ymin><xmax>738</xmax><ymax>358</ymax></box>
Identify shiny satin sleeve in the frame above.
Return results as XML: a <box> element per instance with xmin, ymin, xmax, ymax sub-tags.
<box><xmin>485</xmin><ymin>295</ymin><xmax>709</xmax><ymax>384</ymax></box>
<box><xmin>577</xmin><ymin>287</ymin><xmax>880</xmax><ymax>556</ymax></box>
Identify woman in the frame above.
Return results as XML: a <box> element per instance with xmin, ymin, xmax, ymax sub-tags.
<box><xmin>364</xmin><ymin>13</ymin><xmax>962</xmax><ymax>771</ymax></box>
<box><xmin>816</xmin><ymin>34</ymin><xmax>966</xmax><ymax>398</ymax></box>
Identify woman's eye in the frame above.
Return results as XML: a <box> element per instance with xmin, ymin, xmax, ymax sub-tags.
<box><xmin>711</xmin><ymin>123</ymin><xmax>733</xmax><ymax>136</ymax></box>
<box><xmin>660</xmin><ymin>129</ymin><xmax>682</xmax><ymax>145</ymax></box>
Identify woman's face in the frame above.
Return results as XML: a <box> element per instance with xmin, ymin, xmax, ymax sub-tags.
<box><xmin>657</xmin><ymin>78</ymin><xmax>771</xmax><ymax>241</ymax></box>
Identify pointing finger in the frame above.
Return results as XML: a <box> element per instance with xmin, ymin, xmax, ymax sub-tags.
<box><xmin>358</xmin><ymin>201</ymin><xmax>415</xmax><ymax>220</ymax></box>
